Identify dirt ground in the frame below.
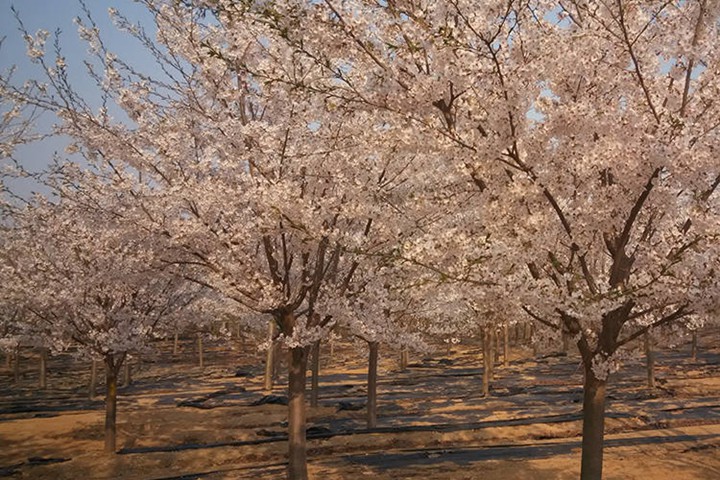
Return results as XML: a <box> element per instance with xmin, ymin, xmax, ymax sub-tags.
<box><xmin>0</xmin><ymin>329</ymin><xmax>719</xmax><ymax>479</ymax></box>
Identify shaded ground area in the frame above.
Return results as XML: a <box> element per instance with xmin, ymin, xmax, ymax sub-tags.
<box><xmin>0</xmin><ymin>329</ymin><xmax>719</xmax><ymax>479</ymax></box>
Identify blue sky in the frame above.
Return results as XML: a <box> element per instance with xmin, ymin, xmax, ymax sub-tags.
<box><xmin>1</xmin><ymin>1</ymin><xmax>157</xmax><ymax>197</ymax></box>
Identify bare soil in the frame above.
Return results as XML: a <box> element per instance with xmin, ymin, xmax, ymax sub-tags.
<box><xmin>1</xmin><ymin>330</ymin><xmax>719</xmax><ymax>479</ymax></box>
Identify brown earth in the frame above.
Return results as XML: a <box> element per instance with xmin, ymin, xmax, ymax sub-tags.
<box><xmin>0</xmin><ymin>329</ymin><xmax>718</xmax><ymax>479</ymax></box>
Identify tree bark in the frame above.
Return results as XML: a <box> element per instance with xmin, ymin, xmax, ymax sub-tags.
<box><xmin>503</xmin><ymin>324</ymin><xmax>509</xmax><ymax>367</ymax></box>
<box><xmin>197</xmin><ymin>334</ymin><xmax>204</xmax><ymax>368</ymax></box>
<box><xmin>89</xmin><ymin>359</ymin><xmax>98</xmax><ymax>400</ymax></box>
<box><xmin>399</xmin><ymin>349</ymin><xmax>409</xmax><ymax>371</ymax></box>
<box><xmin>287</xmin><ymin>346</ymin><xmax>309</xmax><ymax>480</ymax></box>
<box><xmin>580</xmin><ymin>368</ymin><xmax>607</xmax><ymax>480</ymax></box>
<box><xmin>123</xmin><ymin>359</ymin><xmax>132</xmax><ymax>387</ymax></box>
<box><xmin>482</xmin><ymin>328</ymin><xmax>492</xmax><ymax>397</ymax></box>
<box><xmin>264</xmin><ymin>321</ymin><xmax>277</xmax><ymax>392</ymax></box>
<box><xmin>39</xmin><ymin>348</ymin><xmax>48</xmax><ymax>389</ymax></box>
<box><xmin>310</xmin><ymin>340</ymin><xmax>320</xmax><ymax>408</ymax></box>
<box><xmin>645</xmin><ymin>332</ymin><xmax>655</xmax><ymax>389</ymax></box>
<box><xmin>104</xmin><ymin>356</ymin><xmax>121</xmax><ymax>453</ymax></box>
<box><xmin>367</xmin><ymin>341</ymin><xmax>379</xmax><ymax>429</ymax></box>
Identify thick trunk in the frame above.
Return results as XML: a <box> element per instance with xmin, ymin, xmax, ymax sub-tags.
<box><xmin>645</xmin><ymin>332</ymin><xmax>655</xmax><ymax>389</ymax></box>
<box><xmin>39</xmin><ymin>349</ymin><xmax>48</xmax><ymax>389</ymax></box>
<box><xmin>482</xmin><ymin>328</ymin><xmax>492</xmax><ymax>397</ymax></box>
<box><xmin>580</xmin><ymin>367</ymin><xmax>608</xmax><ymax>480</ymax></box>
<box><xmin>367</xmin><ymin>342</ymin><xmax>379</xmax><ymax>429</ymax></box>
<box><xmin>691</xmin><ymin>331</ymin><xmax>698</xmax><ymax>361</ymax></box>
<box><xmin>89</xmin><ymin>359</ymin><xmax>98</xmax><ymax>400</ymax></box>
<box><xmin>264</xmin><ymin>321</ymin><xmax>277</xmax><ymax>392</ymax></box>
<box><xmin>287</xmin><ymin>347</ymin><xmax>309</xmax><ymax>480</ymax></box>
<box><xmin>503</xmin><ymin>324</ymin><xmax>509</xmax><ymax>367</ymax></box>
<box><xmin>310</xmin><ymin>341</ymin><xmax>320</xmax><ymax>408</ymax></box>
<box><xmin>104</xmin><ymin>357</ymin><xmax>120</xmax><ymax>453</ymax></box>
<box><xmin>197</xmin><ymin>334</ymin><xmax>204</xmax><ymax>368</ymax></box>
<box><xmin>172</xmin><ymin>332</ymin><xmax>179</xmax><ymax>356</ymax></box>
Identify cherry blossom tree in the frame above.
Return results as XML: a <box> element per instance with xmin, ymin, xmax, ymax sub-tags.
<box><xmin>0</xmin><ymin>169</ymin><xmax>199</xmax><ymax>452</ymax></box>
<box><xmin>203</xmin><ymin>2</ymin><xmax>720</xmax><ymax>479</ymax></box>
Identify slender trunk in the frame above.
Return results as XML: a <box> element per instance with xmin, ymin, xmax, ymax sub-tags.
<box><xmin>329</xmin><ymin>340</ymin><xmax>335</xmax><ymax>360</ymax></box>
<box><xmin>264</xmin><ymin>321</ymin><xmax>277</xmax><ymax>392</ymax></box>
<box><xmin>367</xmin><ymin>342</ymin><xmax>379</xmax><ymax>429</ymax></box>
<box><xmin>310</xmin><ymin>341</ymin><xmax>320</xmax><ymax>408</ymax></box>
<box><xmin>287</xmin><ymin>347</ymin><xmax>309</xmax><ymax>480</ymax></box>
<box><xmin>494</xmin><ymin>329</ymin><xmax>500</xmax><ymax>365</ymax></box>
<box><xmin>197</xmin><ymin>334</ymin><xmax>204</xmax><ymax>369</ymax></box>
<box><xmin>13</xmin><ymin>346</ymin><xmax>20</xmax><ymax>384</ymax></box>
<box><xmin>89</xmin><ymin>359</ymin><xmax>98</xmax><ymax>400</ymax></box>
<box><xmin>104</xmin><ymin>357</ymin><xmax>120</xmax><ymax>453</ymax></box>
<box><xmin>399</xmin><ymin>349</ymin><xmax>409</xmax><ymax>371</ymax></box>
<box><xmin>562</xmin><ymin>331</ymin><xmax>570</xmax><ymax>354</ymax></box>
<box><xmin>4</xmin><ymin>351</ymin><xmax>10</xmax><ymax>369</ymax></box>
<box><xmin>691</xmin><ymin>331</ymin><xmax>698</xmax><ymax>361</ymax></box>
<box><xmin>123</xmin><ymin>359</ymin><xmax>131</xmax><ymax>387</ymax></box>
<box><xmin>503</xmin><ymin>324</ymin><xmax>509</xmax><ymax>367</ymax></box>
<box><xmin>172</xmin><ymin>332</ymin><xmax>179</xmax><ymax>356</ymax></box>
<box><xmin>645</xmin><ymin>332</ymin><xmax>655</xmax><ymax>389</ymax></box>
<box><xmin>580</xmin><ymin>367</ymin><xmax>607</xmax><ymax>480</ymax></box>
<box><xmin>482</xmin><ymin>328</ymin><xmax>492</xmax><ymax>397</ymax></box>
<box><xmin>39</xmin><ymin>349</ymin><xmax>48</xmax><ymax>389</ymax></box>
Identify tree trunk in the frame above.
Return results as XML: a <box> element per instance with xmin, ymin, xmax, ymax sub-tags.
<box><xmin>264</xmin><ymin>321</ymin><xmax>277</xmax><ymax>392</ymax></box>
<box><xmin>482</xmin><ymin>328</ymin><xmax>492</xmax><ymax>397</ymax></box>
<box><xmin>89</xmin><ymin>359</ymin><xmax>98</xmax><ymax>400</ymax></box>
<box><xmin>172</xmin><ymin>332</ymin><xmax>179</xmax><ymax>356</ymax></box>
<box><xmin>287</xmin><ymin>347</ymin><xmax>309</xmax><ymax>480</ymax></box>
<box><xmin>691</xmin><ymin>331</ymin><xmax>698</xmax><ymax>361</ymax></box>
<box><xmin>197</xmin><ymin>334</ymin><xmax>204</xmax><ymax>368</ymax></box>
<box><xmin>104</xmin><ymin>357</ymin><xmax>120</xmax><ymax>453</ymax></box>
<box><xmin>399</xmin><ymin>349</ymin><xmax>409</xmax><ymax>371</ymax></box>
<box><xmin>39</xmin><ymin>349</ymin><xmax>48</xmax><ymax>389</ymax></box>
<box><xmin>524</xmin><ymin>322</ymin><xmax>532</xmax><ymax>345</ymax></box>
<box><xmin>310</xmin><ymin>340</ymin><xmax>320</xmax><ymax>408</ymax></box>
<box><xmin>367</xmin><ymin>341</ymin><xmax>379</xmax><ymax>429</ymax></box>
<box><xmin>645</xmin><ymin>332</ymin><xmax>655</xmax><ymax>389</ymax></box>
<box><xmin>503</xmin><ymin>324</ymin><xmax>509</xmax><ymax>367</ymax></box>
<box><xmin>123</xmin><ymin>359</ymin><xmax>132</xmax><ymax>387</ymax></box>
<box><xmin>494</xmin><ymin>329</ymin><xmax>501</xmax><ymax>365</ymax></box>
<box><xmin>13</xmin><ymin>346</ymin><xmax>20</xmax><ymax>384</ymax></box>
<box><xmin>4</xmin><ymin>351</ymin><xmax>10</xmax><ymax>369</ymax></box>
<box><xmin>562</xmin><ymin>331</ymin><xmax>570</xmax><ymax>354</ymax></box>
<box><xmin>580</xmin><ymin>368</ymin><xmax>607</xmax><ymax>480</ymax></box>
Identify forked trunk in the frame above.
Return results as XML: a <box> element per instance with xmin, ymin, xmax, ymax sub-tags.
<box><xmin>580</xmin><ymin>366</ymin><xmax>607</xmax><ymax>480</ymax></box>
<box><xmin>89</xmin><ymin>359</ymin><xmax>98</xmax><ymax>400</ymax></box>
<box><xmin>104</xmin><ymin>356</ymin><xmax>121</xmax><ymax>453</ymax></box>
<box><xmin>287</xmin><ymin>346</ymin><xmax>309</xmax><ymax>480</ymax></box>
<box><xmin>644</xmin><ymin>332</ymin><xmax>655</xmax><ymax>389</ymax></box>
<box><xmin>39</xmin><ymin>348</ymin><xmax>48</xmax><ymax>389</ymax></box>
<box><xmin>367</xmin><ymin>341</ymin><xmax>379</xmax><ymax>429</ymax></box>
<box><xmin>264</xmin><ymin>321</ymin><xmax>277</xmax><ymax>392</ymax></box>
<box><xmin>310</xmin><ymin>340</ymin><xmax>321</xmax><ymax>408</ymax></box>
